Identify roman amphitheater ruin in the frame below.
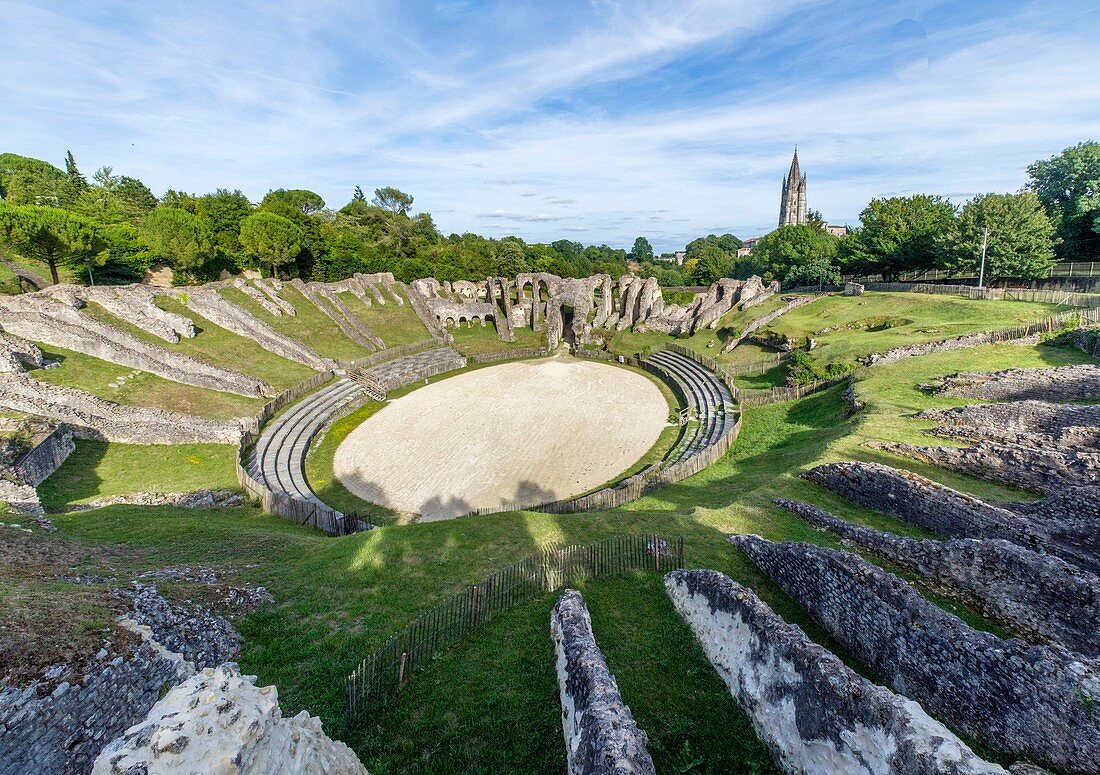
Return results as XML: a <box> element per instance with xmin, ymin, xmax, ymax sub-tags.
<box><xmin>3</xmin><ymin>267</ymin><xmax>1099</xmax><ymax>775</ymax></box>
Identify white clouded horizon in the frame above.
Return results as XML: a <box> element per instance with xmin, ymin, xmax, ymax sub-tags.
<box><xmin>2</xmin><ymin>0</ymin><xmax>1098</xmax><ymax>251</ymax></box>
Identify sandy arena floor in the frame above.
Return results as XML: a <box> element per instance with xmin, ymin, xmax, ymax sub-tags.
<box><xmin>333</xmin><ymin>357</ymin><xmax>669</xmax><ymax>520</ymax></box>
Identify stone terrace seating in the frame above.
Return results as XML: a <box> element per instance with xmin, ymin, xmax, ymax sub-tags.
<box><xmin>249</xmin><ymin>378</ymin><xmax>366</xmax><ymax>506</ymax></box>
<box><xmin>249</xmin><ymin>348</ymin><xmax>467</xmax><ymax>509</ymax></box>
<box><xmin>646</xmin><ymin>350</ymin><xmax>736</xmax><ymax>465</ymax></box>
<box><xmin>363</xmin><ymin>347</ymin><xmax>466</xmax><ymax>391</ymax></box>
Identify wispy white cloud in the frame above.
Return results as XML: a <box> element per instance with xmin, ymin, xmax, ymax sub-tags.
<box><xmin>1</xmin><ymin>0</ymin><xmax>1098</xmax><ymax>250</ymax></box>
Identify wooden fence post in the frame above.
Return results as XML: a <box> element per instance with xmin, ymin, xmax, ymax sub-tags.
<box><xmin>470</xmin><ymin>585</ymin><xmax>479</xmax><ymax>629</ymax></box>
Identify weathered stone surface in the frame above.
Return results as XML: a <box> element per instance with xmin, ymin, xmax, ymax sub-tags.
<box><xmin>866</xmin><ymin>330</ymin><xmax>1030</xmax><ymax>366</ymax></box>
<box><xmin>1070</xmin><ymin>327</ymin><xmax>1100</xmax><ymax>358</ymax></box>
<box><xmin>930</xmin><ymin>364</ymin><xmax>1100</xmax><ymax>402</ymax></box>
<box><xmin>0</xmin><ymin>330</ymin><xmax>44</xmax><ymax>373</ymax></box>
<box><xmin>122</xmin><ymin>584</ymin><xmax>240</xmax><ymax>668</ymax></box>
<box><xmin>720</xmin><ymin>294</ymin><xmax>819</xmax><ymax>353</ymax></box>
<box><xmin>732</xmin><ymin>535</ymin><xmax>1100</xmax><ymax>773</ymax></box>
<box><xmin>50</xmin><ymin>488</ymin><xmax>246</xmax><ymax>513</ymax></box>
<box><xmin>870</xmin><ymin>439</ymin><xmax>1100</xmax><ymax>492</ymax></box>
<box><xmin>93</xmin><ymin>663</ymin><xmax>366</xmax><ymax>775</ymax></box>
<box><xmin>844</xmin><ymin>282</ymin><xmax>865</xmax><ymax>296</ymax></box>
<box><xmin>0</xmin><ymin>291</ymin><xmax>269</xmax><ymax>397</ymax></box>
<box><xmin>665</xmin><ymin>568</ymin><xmax>1006</xmax><ymax>775</ymax></box>
<box><xmin>9</xmin><ymin>423</ymin><xmax>73</xmax><ymax>486</ymax></box>
<box><xmin>0</xmin><ymin>373</ymin><xmax>243</xmax><ymax>444</ymax></box>
<box><xmin>252</xmin><ymin>278</ymin><xmax>297</xmax><ymax>315</ymax></box>
<box><xmin>775</xmin><ymin>498</ymin><xmax>1100</xmax><ymax>657</ymax></box>
<box><xmin>82</xmin><ymin>284</ymin><xmax>195</xmax><ymax>343</ymax></box>
<box><xmin>804</xmin><ymin>461</ymin><xmax>1100</xmax><ymax>575</ymax></box>
<box><xmin>919</xmin><ymin>401</ymin><xmax>1100</xmax><ymax>450</ymax></box>
<box><xmin>551</xmin><ymin>589</ymin><xmax>655</xmax><ymax>775</ymax></box>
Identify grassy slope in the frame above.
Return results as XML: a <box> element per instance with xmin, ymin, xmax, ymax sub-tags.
<box><xmin>45</xmin><ymin>339</ymin><xmax>1093</xmax><ymax>772</ymax></box>
<box><xmin>37</xmin><ymin>440</ymin><xmax>238</xmax><ymax>506</ymax></box>
<box><xmin>218</xmin><ymin>285</ymin><xmax>368</xmax><ymax>362</ymax></box>
<box><xmin>339</xmin><ymin>288</ymin><xmax>432</xmax><ymax>347</ymax></box>
<box><xmin>448</xmin><ymin>321</ymin><xmax>546</xmax><ymax>356</ymax></box>
<box><xmin>32</xmin><ymin>344</ymin><xmax>265</xmax><ymax>419</ymax></box>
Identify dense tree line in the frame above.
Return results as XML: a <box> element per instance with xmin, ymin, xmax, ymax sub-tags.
<box><xmin>0</xmin><ymin>141</ymin><xmax>1095</xmax><ymax>290</ymax></box>
<box><xmin>0</xmin><ymin>151</ymin><xmax>639</xmax><ymax>288</ymax></box>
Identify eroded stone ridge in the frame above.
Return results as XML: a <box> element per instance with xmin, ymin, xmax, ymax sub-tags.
<box><xmin>92</xmin><ymin>663</ymin><xmax>367</xmax><ymax>775</ymax></box>
<box><xmin>81</xmin><ymin>284</ymin><xmax>196</xmax><ymax>343</ymax></box>
<box><xmin>9</xmin><ymin>423</ymin><xmax>73</xmax><ymax>487</ymax></box>
<box><xmin>919</xmin><ymin>401</ymin><xmax>1100</xmax><ymax>450</ymax></box>
<box><xmin>0</xmin><ymin>292</ymin><xmax>269</xmax><ymax>397</ymax></box>
<box><xmin>805</xmin><ymin>461</ymin><xmax>1100</xmax><ymax>575</ymax></box>
<box><xmin>0</xmin><ymin>374</ymin><xmax>243</xmax><ymax>444</ymax></box>
<box><xmin>732</xmin><ymin>535</ymin><xmax>1100</xmax><ymax>773</ymax></box>
<box><xmin>871</xmin><ymin>439</ymin><xmax>1099</xmax><ymax>492</ymax></box>
<box><xmin>775</xmin><ymin>498</ymin><xmax>1100</xmax><ymax>657</ymax></box>
<box><xmin>551</xmin><ymin>589</ymin><xmax>655</xmax><ymax>775</ymax></box>
<box><xmin>665</xmin><ymin>568</ymin><xmax>1006</xmax><ymax>775</ymax></box>
<box><xmin>720</xmin><ymin>293</ymin><xmax>820</xmax><ymax>353</ymax></box>
<box><xmin>0</xmin><ymin>331</ymin><xmax>43</xmax><ymax>373</ymax></box>
<box><xmin>930</xmin><ymin>364</ymin><xmax>1100</xmax><ymax>402</ymax></box>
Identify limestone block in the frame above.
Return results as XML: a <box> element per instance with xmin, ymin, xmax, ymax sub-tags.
<box><xmin>93</xmin><ymin>663</ymin><xmax>367</xmax><ymax>775</ymax></box>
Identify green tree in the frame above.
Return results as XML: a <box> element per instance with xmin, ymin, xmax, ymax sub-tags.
<box><xmin>0</xmin><ymin>153</ymin><xmax>67</xmax><ymax>206</ymax></box>
<box><xmin>1027</xmin><ymin>141</ymin><xmax>1100</xmax><ymax>262</ymax></box>
<box><xmin>138</xmin><ymin>207</ymin><xmax>212</xmax><ymax>277</ymax></box>
<box><xmin>493</xmin><ymin>239</ymin><xmax>528</xmax><ymax>276</ymax></box>
<box><xmin>631</xmin><ymin>236</ymin><xmax>653</xmax><ymax>262</ymax></box>
<box><xmin>372</xmin><ymin>187</ymin><xmax>414</xmax><ymax>216</ymax></box>
<box><xmin>840</xmin><ymin>195</ymin><xmax>956</xmax><ymax>280</ymax></box>
<box><xmin>691</xmin><ymin>243</ymin><xmax>736</xmax><ymax>284</ymax></box>
<box><xmin>196</xmin><ymin>189</ymin><xmax>253</xmax><ymax>253</ymax></box>
<box><xmin>239</xmin><ymin>211</ymin><xmax>303</xmax><ymax>278</ymax></box>
<box><xmin>747</xmin><ymin>224</ymin><xmax>839</xmax><ymax>285</ymax></box>
<box><xmin>260</xmin><ymin>189</ymin><xmax>325</xmax><ymax>217</ymax></box>
<box><xmin>0</xmin><ymin>203</ymin><xmax>105</xmax><ymax>284</ymax></box>
<box><xmin>947</xmin><ymin>192</ymin><xmax>1055</xmax><ymax>281</ymax></box>
<box><xmin>64</xmin><ymin>150</ymin><xmax>87</xmax><ymax>201</ymax></box>
<box><xmin>352</xmin><ymin>185</ymin><xmax>366</xmax><ymax>203</ymax></box>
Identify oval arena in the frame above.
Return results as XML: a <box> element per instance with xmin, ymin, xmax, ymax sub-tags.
<box><xmin>332</xmin><ymin>358</ymin><xmax>669</xmax><ymax>520</ymax></box>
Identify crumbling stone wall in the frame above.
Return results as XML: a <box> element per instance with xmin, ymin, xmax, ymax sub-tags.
<box><xmin>0</xmin><ymin>292</ymin><xmax>269</xmax><ymax>398</ymax></box>
<box><xmin>81</xmin><ymin>284</ymin><xmax>195</xmax><ymax>343</ymax></box>
<box><xmin>919</xmin><ymin>401</ymin><xmax>1100</xmax><ymax>450</ymax></box>
<box><xmin>1071</xmin><ymin>326</ymin><xmax>1100</xmax><ymax>357</ymax></box>
<box><xmin>92</xmin><ymin>663</ymin><xmax>367</xmax><ymax>775</ymax></box>
<box><xmin>551</xmin><ymin>589</ymin><xmax>655</xmax><ymax>775</ymax></box>
<box><xmin>0</xmin><ymin>587</ymin><xmax>239</xmax><ymax>775</ymax></box>
<box><xmin>931</xmin><ymin>364</ymin><xmax>1100</xmax><ymax>402</ymax></box>
<box><xmin>49</xmin><ymin>489</ymin><xmax>245</xmax><ymax>513</ymax></box>
<box><xmin>732</xmin><ymin>535</ymin><xmax>1100</xmax><ymax>773</ymax></box>
<box><xmin>805</xmin><ymin>461</ymin><xmax>1100</xmax><ymax>575</ymax></box>
<box><xmin>720</xmin><ymin>294</ymin><xmax>820</xmax><ymax>353</ymax></box>
<box><xmin>252</xmin><ymin>277</ymin><xmax>297</xmax><ymax>315</ymax></box>
<box><xmin>870</xmin><ymin>439</ymin><xmax>1099</xmax><ymax>492</ymax></box>
<box><xmin>775</xmin><ymin>498</ymin><xmax>1100</xmax><ymax>657</ymax></box>
<box><xmin>0</xmin><ymin>331</ymin><xmax>43</xmax><ymax>373</ymax></box>
<box><xmin>11</xmin><ymin>423</ymin><xmax>74</xmax><ymax>487</ymax></box>
<box><xmin>0</xmin><ymin>374</ymin><xmax>243</xmax><ymax>444</ymax></box>
<box><xmin>866</xmin><ymin>331</ymin><xmax>1036</xmax><ymax>366</ymax></box>
<box><xmin>665</xmin><ymin>569</ymin><xmax>1006</xmax><ymax>775</ymax></box>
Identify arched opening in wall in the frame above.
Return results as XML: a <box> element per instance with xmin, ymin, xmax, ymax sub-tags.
<box><xmin>561</xmin><ymin>304</ymin><xmax>576</xmax><ymax>348</ymax></box>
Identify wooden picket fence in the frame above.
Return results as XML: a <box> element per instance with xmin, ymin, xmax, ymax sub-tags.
<box><xmin>740</xmin><ymin>375</ymin><xmax>849</xmax><ymax>406</ymax></box>
<box><xmin>344</xmin><ymin>533</ymin><xmax>685</xmax><ymax>730</ymax></box>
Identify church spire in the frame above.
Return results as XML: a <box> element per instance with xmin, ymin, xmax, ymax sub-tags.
<box><xmin>779</xmin><ymin>147</ymin><xmax>808</xmax><ymax>227</ymax></box>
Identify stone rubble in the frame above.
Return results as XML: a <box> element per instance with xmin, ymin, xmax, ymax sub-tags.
<box><xmin>929</xmin><ymin>363</ymin><xmax>1100</xmax><ymax>402</ymax></box>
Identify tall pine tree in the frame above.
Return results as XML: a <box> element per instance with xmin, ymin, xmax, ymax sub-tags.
<box><xmin>65</xmin><ymin>150</ymin><xmax>87</xmax><ymax>192</ymax></box>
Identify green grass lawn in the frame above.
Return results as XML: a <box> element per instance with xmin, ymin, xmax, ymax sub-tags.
<box><xmin>32</xmin><ymin>345</ymin><xmax>266</xmax><ymax>419</ymax></box>
<box><xmin>218</xmin><ymin>284</ymin><xmax>369</xmax><ymax>362</ymax></box>
<box><xmin>37</xmin><ymin>439</ymin><xmax>238</xmax><ymax>506</ymax></box>
<box><xmin>448</xmin><ymin>321</ymin><xmax>546</xmax><ymax>356</ymax></box>
<box><xmin>761</xmin><ymin>292</ymin><xmax>1062</xmax><ymax>366</ymax></box>
<box><xmin>339</xmin><ymin>288</ymin><xmax>432</xmax><ymax>347</ymax></box>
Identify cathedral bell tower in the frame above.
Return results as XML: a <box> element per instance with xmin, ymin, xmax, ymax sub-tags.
<box><xmin>779</xmin><ymin>148</ymin><xmax>808</xmax><ymax>226</ymax></box>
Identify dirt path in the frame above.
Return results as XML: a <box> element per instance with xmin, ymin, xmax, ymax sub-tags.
<box><xmin>333</xmin><ymin>357</ymin><xmax>669</xmax><ymax>519</ymax></box>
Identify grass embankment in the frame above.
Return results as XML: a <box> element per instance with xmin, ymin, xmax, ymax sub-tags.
<box><xmin>79</xmin><ymin>298</ymin><xmax>314</xmax><ymax>391</ymax></box>
<box><xmin>217</xmin><ymin>284</ymin><xmax>369</xmax><ymax>362</ymax></box>
<box><xmin>38</xmin><ymin>337</ymin><xmax>1092</xmax><ymax>771</ymax></box>
<box><xmin>448</xmin><ymin>322</ymin><xmax>546</xmax><ymax>356</ymax></box>
<box><xmin>37</xmin><ymin>440</ymin><xmax>237</xmax><ymax>507</ymax></box>
<box><xmin>32</xmin><ymin>345</ymin><xmax>265</xmax><ymax>420</ymax></box>
<box><xmin>338</xmin><ymin>288</ymin><xmax>432</xmax><ymax>347</ymax></box>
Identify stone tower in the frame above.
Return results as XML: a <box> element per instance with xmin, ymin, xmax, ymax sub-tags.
<box><xmin>779</xmin><ymin>148</ymin><xmax>808</xmax><ymax>226</ymax></box>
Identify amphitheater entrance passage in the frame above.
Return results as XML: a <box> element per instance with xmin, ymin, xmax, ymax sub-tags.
<box><xmin>561</xmin><ymin>305</ymin><xmax>576</xmax><ymax>348</ymax></box>
<box><xmin>331</xmin><ymin>359</ymin><xmax>668</xmax><ymax>520</ymax></box>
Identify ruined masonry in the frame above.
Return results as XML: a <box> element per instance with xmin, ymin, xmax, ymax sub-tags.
<box><xmin>664</xmin><ymin>569</ymin><xmax>1005</xmax><ymax>775</ymax></box>
<box><xmin>551</xmin><ymin>590</ymin><xmax>655</xmax><ymax>775</ymax></box>
<box><xmin>732</xmin><ymin>535</ymin><xmax>1100</xmax><ymax>774</ymax></box>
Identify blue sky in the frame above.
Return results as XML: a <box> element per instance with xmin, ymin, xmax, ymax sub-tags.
<box><xmin>3</xmin><ymin>1</ymin><xmax>1099</xmax><ymax>251</ymax></box>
